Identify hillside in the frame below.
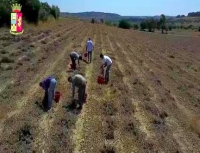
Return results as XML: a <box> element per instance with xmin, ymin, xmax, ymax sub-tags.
<box><xmin>61</xmin><ymin>11</ymin><xmax>175</xmax><ymax>22</ymax></box>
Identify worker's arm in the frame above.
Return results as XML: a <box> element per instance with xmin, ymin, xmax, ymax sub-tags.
<box><xmin>40</xmin><ymin>82</ymin><xmax>47</xmax><ymax>91</ymax></box>
<box><xmin>103</xmin><ymin>62</ymin><xmax>107</xmax><ymax>68</ymax></box>
<box><xmin>72</xmin><ymin>81</ymin><xmax>75</xmax><ymax>98</ymax></box>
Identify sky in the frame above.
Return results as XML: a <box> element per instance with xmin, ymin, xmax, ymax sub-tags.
<box><xmin>40</xmin><ymin>0</ymin><xmax>200</xmax><ymax>16</ymax></box>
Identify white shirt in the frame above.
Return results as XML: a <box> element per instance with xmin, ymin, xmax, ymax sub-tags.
<box><xmin>102</xmin><ymin>55</ymin><xmax>112</xmax><ymax>66</ymax></box>
<box><xmin>86</xmin><ymin>40</ymin><xmax>93</xmax><ymax>52</ymax></box>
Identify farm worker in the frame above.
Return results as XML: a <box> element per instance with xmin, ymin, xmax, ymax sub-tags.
<box><xmin>100</xmin><ymin>53</ymin><xmax>112</xmax><ymax>84</ymax></box>
<box><xmin>68</xmin><ymin>74</ymin><xmax>87</xmax><ymax>109</ymax></box>
<box><xmin>86</xmin><ymin>38</ymin><xmax>94</xmax><ymax>63</ymax></box>
<box><xmin>39</xmin><ymin>76</ymin><xmax>57</xmax><ymax>112</ymax></box>
<box><xmin>69</xmin><ymin>51</ymin><xmax>82</xmax><ymax>70</ymax></box>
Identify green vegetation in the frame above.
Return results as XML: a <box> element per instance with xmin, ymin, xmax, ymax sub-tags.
<box><xmin>91</xmin><ymin>18</ymin><xmax>95</xmax><ymax>23</ymax></box>
<box><xmin>118</xmin><ymin>19</ymin><xmax>131</xmax><ymax>29</ymax></box>
<box><xmin>133</xmin><ymin>24</ymin><xmax>139</xmax><ymax>30</ymax></box>
<box><xmin>0</xmin><ymin>0</ymin><xmax>60</xmax><ymax>27</ymax></box>
<box><xmin>105</xmin><ymin>21</ymin><xmax>112</xmax><ymax>26</ymax></box>
<box><xmin>160</xmin><ymin>14</ymin><xmax>167</xmax><ymax>33</ymax></box>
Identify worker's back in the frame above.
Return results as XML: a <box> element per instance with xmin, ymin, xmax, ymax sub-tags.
<box><xmin>72</xmin><ymin>74</ymin><xmax>86</xmax><ymax>87</ymax></box>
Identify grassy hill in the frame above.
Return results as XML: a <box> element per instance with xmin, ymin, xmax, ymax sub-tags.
<box><xmin>61</xmin><ymin>11</ymin><xmax>175</xmax><ymax>22</ymax></box>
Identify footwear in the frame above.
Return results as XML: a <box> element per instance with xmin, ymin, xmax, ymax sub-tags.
<box><xmin>76</xmin><ymin>104</ymin><xmax>82</xmax><ymax>110</ymax></box>
<box><xmin>76</xmin><ymin>104</ymin><xmax>80</xmax><ymax>109</ymax></box>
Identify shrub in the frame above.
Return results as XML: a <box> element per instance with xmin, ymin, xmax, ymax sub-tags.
<box><xmin>39</xmin><ymin>8</ymin><xmax>48</xmax><ymax>22</ymax></box>
<box><xmin>105</xmin><ymin>21</ymin><xmax>112</xmax><ymax>26</ymax></box>
<box><xmin>118</xmin><ymin>19</ymin><xmax>131</xmax><ymax>29</ymax></box>
<box><xmin>0</xmin><ymin>1</ymin><xmax>11</xmax><ymax>27</ymax></box>
<box><xmin>50</xmin><ymin>5</ymin><xmax>60</xmax><ymax>20</ymax></box>
<box><xmin>168</xmin><ymin>25</ymin><xmax>172</xmax><ymax>31</ymax></box>
<box><xmin>91</xmin><ymin>18</ymin><xmax>95</xmax><ymax>23</ymax></box>
<box><xmin>133</xmin><ymin>24</ymin><xmax>139</xmax><ymax>30</ymax></box>
<box><xmin>113</xmin><ymin>23</ymin><xmax>117</xmax><ymax>27</ymax></box>
<box><xmin>140</xmin><ymin>22</ymin><xmax>146</xmax><ymax>30</ymax></box>
<box><xmin>100</xmin><ymin>18</ymin><xmax>104</xmax><ymax>23</ymax></box>
<box><xmin>146</xmin><ymin>18</ymin><xmax>157</xmax><ymax>32</ymax></box>
<box><xmin>18</xmin><ymin>0</ymin><xmax>41</xmax><ymax>25</ymax></box>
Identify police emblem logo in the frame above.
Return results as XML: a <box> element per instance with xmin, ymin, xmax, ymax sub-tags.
<box><xmin>10</xmin><ymin>3</ymin><xmax>24</xmax><ymax>35</ymax></box>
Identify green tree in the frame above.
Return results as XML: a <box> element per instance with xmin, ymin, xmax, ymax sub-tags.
<box><xmin>168</xmin><ymin>25</ymin><xmax>172</xmax><ymax>31</ymax></box>
<box><xmin>91</xmin><ymin>18</ymin><xmax>95</xmax><ymax>23</ymax></box>
<box><xmin>39</xmin><ymin>7</ymin><xmax>48</xmax><ymax>22</ymax></box>
<box><xmin>41</xmin><ymin>2</ymin><xmax>51</xmax><ymax>15</ymax></box>
<box><xmin>113</xmin><ymin>23</ymin><xmax>117</xmax><ymax>26</ymax></box>
<box><xmin>105</xmin><ymin>21</ymin><xmax>112</xmax><ymax>26</ymax></box>
<box><xmin>0</xmin><ymin>1</ymin><xmax>10</xmax><ymax>27</ymax></box>
<box><xmin>18</xmin><ymin>0</ymin><xmax>41</xmax><ymax>25</ymax></box>
<box><xmin>160</xmin><ymin>14</ymin><xmax>167</xmax><ymax>33</ymax></box>
<box><xmin>100</xmin><ymin>18</ymin><xmax>104</xmax><ymax>23</ymax></box>
<box><xmin>133</xmin><ymin>24</ymin><xmax>139</xmax><ymax>30</ymax></box>
<box><xmin>50</xmin><ymin>5</ymin><xmax>60</xmax><ymax>19</ymax></box>
<box><xmin>118</xmin><ymin>19</ymin><xmax>131</xmax><ymax>29</ymax></box>
<box><xmin>146</xmin><ymin>18</ymin><xmax>156</xmax><ymax>32</ymax></box>
<box><xmin>140</xmin><ymin>21</ymin><xmax>147</xmax><ymax>30</ymax></box>
<box><xmin>156</xmin><ymin>21</ymin><xmax>161</xmax><ymax>30</ymax></box>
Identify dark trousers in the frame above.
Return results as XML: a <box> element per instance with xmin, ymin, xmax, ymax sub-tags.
<box><xmin>87</xmin><ymin>51</ymin><xmax>92</xmax><ymax>63</ymax></box>
<box><xmin>70</xmin><ymin>56</ymin><xmax>76</xmax><ymax>70</ymax></box>
<box><xmin>105</xmin><ymin>64</ymin><xmax>112</xmax><ymax>83</ymax></box>
<box><xmin>42</xmin><ymin>90</ymin><xmax>49</xmax><ymax>111</ymax></box>
<box><xmin>78</xmin><ymin>85</ymin><xmax>86</xmax><ymax>107</ymax></box>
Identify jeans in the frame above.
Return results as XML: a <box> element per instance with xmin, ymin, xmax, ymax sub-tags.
<box><xmin>87</xmin><ymin>51</ymin><xmax>92</xmax><ymax>63</ymax></box>
<box><xmin>42</xmin><ymin>78</ymin><xmax>57</xmax><ymax>111</ymax></box>
<box><xmin>78</xmin><ymin>85</ymin><xmax>86</xmax><ymax>107</ymax></box>
<box><xmin>105</xmin><ymin>64</ymin><xmax>111</xmax><ymax>83</ymax></box>
<box><xmin>70</xmin><ymin>56</ymin><xmax>76</xmax><ymax>70</ymax></box>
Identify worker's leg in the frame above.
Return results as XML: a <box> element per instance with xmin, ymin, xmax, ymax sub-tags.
<box><xmin>47</xmin><ymin>78</ymin><xmax>57</xmax><ymax>111</ymax></box>
<box><xmin>105</xmin><ymin>64</ymin><xmax>111</xmax><ymax>83</ymax></box>
<box><xmin>78</xmin><ymin>85</ymin><xmax>85</xmax><ymax>109</ymax></box>
<box><xmin>42</xmin><ymin>90</ymin><xmax>48</xmax><ymax>110</ymax></box>
<box><xmin>90</xmin><ymin>51</ymin><xmax>93</xmax><ymax>63</ymax></box>
<box><xmin>87</xmin><ymin>51</ymin><xmax>90</xmax><ymax>62</ymax></box>
<box><xmin>70</xmin><ymin>56</ymin><xmax>76</xmax><ymax>70</ymax></box>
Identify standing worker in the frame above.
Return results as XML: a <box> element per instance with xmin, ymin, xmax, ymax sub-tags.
<box><xmin>68</xmin><ymin>74</ymin><xmax>87</xmax><ymax>109</ymax></box>
<box><xmin>100</xmin><ymin>53</ymin><xmax>112</xmax><ymax>84</ymax></box>
<box><xmin>69</xmin><ymin>51</ymin><xmax>82</xmax><ymax>70</ymax></box>
<box><xmin>86</xmin><ymin>38</ymin><xmax>94</xmax><ymax>63</ymax></box>
<box><xmin>39</xmin><ymin>76</ymin><xmax>57</xmax><ymax>112</ymax></box>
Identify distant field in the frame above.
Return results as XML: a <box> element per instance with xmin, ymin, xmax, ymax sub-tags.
<box><xmin>0</xmin><ymin>18</ymin><xmax>200</xmax><ymax>153</ymax></box>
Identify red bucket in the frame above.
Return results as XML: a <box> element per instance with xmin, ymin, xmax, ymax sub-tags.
<box><xmin>54</xmin><ymin>91</ymin><xmax>62</xmax><ymax>103</ymax></box>
<box><xmin>70</xmin><ymin>63</ymin><xmax>75</xmax><ymax>69</ymax></box>
<box><xmin>97</xmin><ymin>76</ymin><xmax>105</xmax><ymax>84</ymax></box>
<box><xmin>84</xmin><ymin>52</ymin><xmax>87</xmax><ymax>57</ymax></box>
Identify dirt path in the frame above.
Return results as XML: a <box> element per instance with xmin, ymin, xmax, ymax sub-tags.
<box><xmin>34</xmin><ymin>24</ymin><xmax>94</xmax><ymax>152</ymax></box>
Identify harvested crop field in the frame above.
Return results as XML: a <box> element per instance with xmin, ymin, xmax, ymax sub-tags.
<box><xmin>0</xmin><ymin>18</ymin><xmax>200</xmax><ymax>153</ymax></box>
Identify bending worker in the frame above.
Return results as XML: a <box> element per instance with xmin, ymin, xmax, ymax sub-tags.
<box><xmin>69</xmin><ymin>51</ymin><xmax>82</xmax><ymax>70</ymax></box>
<box><xmin>68</xmin><ymin>74</ymin><xmax>87</xmax><ymax>109</ymax></box>
<box><xmin>100</xmin><ymin>53</ymin><xmax>112</xmax><ymax>84</ymax></box>
<box><xmin>39</xmin><ymin>76</ymin><xmax>57</xmax><ymax>112</ymax></box>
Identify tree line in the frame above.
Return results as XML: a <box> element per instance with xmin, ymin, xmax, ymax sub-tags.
<box><xmin>93</xmin><ymin>14</ymin><xmax>200</xmax><ymax>33</ymax></box>
<box><xmin>188</xmin><ymin>11</ymin><xmax>200</xmax><ymax>17</ymax></box>
<box><xmin>93</xmin><ymin>14</ymin><xmax>169</xmax><ymax>34</ymax></box>
<box><xmin>0</xmin><ymin>0</ymin><xmax>60</xmax><ymax>27</ymax></box>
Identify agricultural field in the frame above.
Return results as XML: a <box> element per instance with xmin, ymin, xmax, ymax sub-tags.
<box><xmin>0</xmin><ymin>18</ymin><xmax>200</xmax><ymax>153</ymax></box>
